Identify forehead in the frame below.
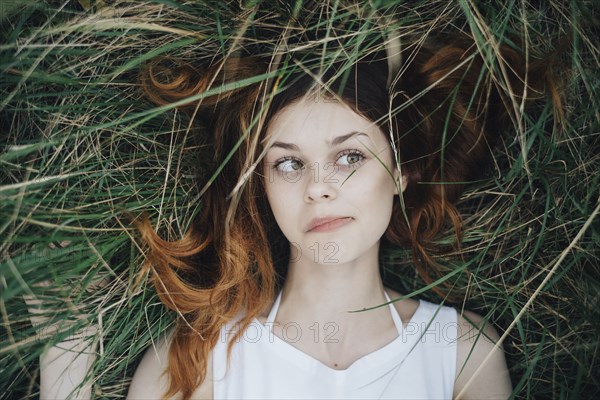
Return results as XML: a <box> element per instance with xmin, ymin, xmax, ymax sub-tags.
<box><xmin>264</xmin><ymin>99</ymin><xmax>385</xmax><ymax>147</ymax></box>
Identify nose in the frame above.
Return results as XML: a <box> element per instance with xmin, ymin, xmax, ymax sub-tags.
<box><xmin>304</xmin><ymin>162</ymin><xmax>338</xmax><ymax>203</ymax></box>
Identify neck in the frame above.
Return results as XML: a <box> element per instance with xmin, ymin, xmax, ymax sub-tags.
<box><xmin>279</xmin><ymin>242</ymin><xmax>388</xmax><ymax>322</ymax></box>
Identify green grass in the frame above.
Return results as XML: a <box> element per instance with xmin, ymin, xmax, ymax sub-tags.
<box><xmin>1</xmin><ymin>0</ymin><xmax>599</xmax><ymax>398</ymax></box>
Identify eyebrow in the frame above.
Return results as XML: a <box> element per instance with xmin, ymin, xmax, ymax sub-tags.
<box><xmin>269</xmin><ymin>131</ymin><xmax>370</xmax><ymax>151</ymax></box>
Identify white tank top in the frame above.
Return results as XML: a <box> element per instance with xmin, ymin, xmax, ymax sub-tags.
<box><xmin>213</xmin><ymin>291</ymin><xmax>457</xmax><ymax>399</ymax></box>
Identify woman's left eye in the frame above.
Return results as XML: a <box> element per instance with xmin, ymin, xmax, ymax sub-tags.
<box><xmin>337</xmin><ymin>150</ymin><xmax>365</xmax><ymax>168</ymax></box>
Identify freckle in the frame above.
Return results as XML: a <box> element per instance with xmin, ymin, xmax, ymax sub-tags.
<box><xmin>334</xmin><ymin>363</ymin><xmax>338</xmax><ymax>367</ymax></box>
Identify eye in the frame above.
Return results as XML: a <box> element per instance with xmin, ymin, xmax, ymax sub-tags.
<box><xmin>336</xmin><ymin>149</ymin><xmax>365</xmax><ymax>168</ymax></box>
<box><xmin>273</xmin><ymin>157</ymin><xmax>304</xmax><ymax>173</ymax></box>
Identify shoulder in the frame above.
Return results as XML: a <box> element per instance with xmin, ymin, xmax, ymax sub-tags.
<box><xmin>127</xmin><ymin>332</ymin><xmax>214</xmax><ymax>400</ymax></box>
<box><xmin>453</xmin><ymin>310</ymin><xmax>512</xmax><ymax>399</ymax></box>
<box><xmin>127</xmin><ymin>333</ymin><xmax>172</xmax><ymax>399</ymax></box>
<box><xmin>384</xmin><ymin>287</ymin><xmax>420</xmax><ymax>323</ymax></box>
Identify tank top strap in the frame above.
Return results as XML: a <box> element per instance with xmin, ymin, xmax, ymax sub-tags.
<box><xmin>265</xmin><ymin>290</ymin><xmax>283</xmax><ymax>329</ymax></box>
<box><xmin>383</xmin><ymin>290</ymin><xmax>404</xmax><ymax>335</ymax></box>
<box><xmin>266</xmin><ymin>290</ymin><xmax>404</xmax><ymax>335</ymax></box>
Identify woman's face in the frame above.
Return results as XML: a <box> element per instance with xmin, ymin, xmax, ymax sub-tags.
<box><xmin>262</xmin><ymin>98</ymin><xmax>405</xmax><ymax>265</ymax></box>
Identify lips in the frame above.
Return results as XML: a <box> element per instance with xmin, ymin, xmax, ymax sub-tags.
<box><xmin>305</xmin><ymin>216</ymin><xmax>353</xmax><ymax>233</ymax></box>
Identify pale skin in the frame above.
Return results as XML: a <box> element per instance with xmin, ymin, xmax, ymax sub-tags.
<box><xmin>128</xmin><ymin>98</ymin><xmax>512</xmax><ymax>399</ymax></box>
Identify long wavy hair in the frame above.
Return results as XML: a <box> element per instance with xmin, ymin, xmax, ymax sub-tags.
<box><xmin>134</xmin><ymin>32</ymin><xmax>558</xmax><ymax>399</ymax></box>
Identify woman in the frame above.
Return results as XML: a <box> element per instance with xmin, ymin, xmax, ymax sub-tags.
<box><xmin>126</xmin><ymin>31</ymin><xmax>555</xmax><ymax>399</ymax></box>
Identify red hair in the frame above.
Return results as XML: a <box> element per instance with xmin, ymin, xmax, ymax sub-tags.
<box><xmin>135</xmin><ymin>56</ymin><xmax>280</xmax><ymax>399</ymax></box>
<box><xmin>134</xmin><ymin>34</ymin><xmax>558</xmax><ymax>399</ymax></box>
<box><xmin>385</xmin><ymin>36</ymin><xmax>555</xmax><ymax>290</ymax></box>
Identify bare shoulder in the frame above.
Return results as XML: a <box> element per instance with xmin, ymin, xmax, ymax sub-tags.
<box><xmin>384</xmin><ymin>287</ymin><xmax>420</xmax><ymax>324</ymax></box>
<box><xmin>127</xmin><ymin>333</ymin><xmax>172</xmax><ymax>399</ymax></box>
<box><xmin>127</xmin><ymin>333</ymin><xmax>213</xmax><ymax>400</ymax></box>
<box><xmin>453</xmin><ymin>310</ymin><xmax>512</xmax><ymax>399</ymax></box>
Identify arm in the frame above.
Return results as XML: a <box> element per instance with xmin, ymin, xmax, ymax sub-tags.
<box><xmin>39</xmin><ymin>327</ymin><xmax>98</xmax><ymax>400</ymax></box>
<box><xmin>127</xmin><ymin>334</ymin><xmax>213</xmax><ymax>400</ymax></box>
<box><xmin>453</xmin><ymin>311</ymin><xmax>512</xmax><ymax>400</ymax></box>
<box><xmin>25</xmin><ymin>295</ymin><xmax>98</xmax><ymax>400</ymax></box>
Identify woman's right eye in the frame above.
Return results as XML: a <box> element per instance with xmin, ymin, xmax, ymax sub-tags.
<box><xmin>274</xmin><ymin>157</ymin><xmax>303</xmax><ymax>173</ymax></box>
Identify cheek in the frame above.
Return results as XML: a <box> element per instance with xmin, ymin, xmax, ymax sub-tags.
<box><xmin>264</xmin><ymin>184</ymin><xmax>279</xmax><ymax>217</ymax></box>
<box><xmin>354</xmin><ymin>163</ymin><xmax>396</xmax><ymax>197</ymax></box>
<box><xmin>352</xmin><ymin>168</ymin><xmax>396</xmax><ymax>222</ymax></box>
<box><xmin>264</xmin><ymin>180</ymin><xmax>298</xmax><ymax>230</ymax></box>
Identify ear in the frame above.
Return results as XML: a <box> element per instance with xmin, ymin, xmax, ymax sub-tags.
<box><xmin>393</xmin><ymin>168</ymin><xmax>408</xmax><ymax>195</ymax></box>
